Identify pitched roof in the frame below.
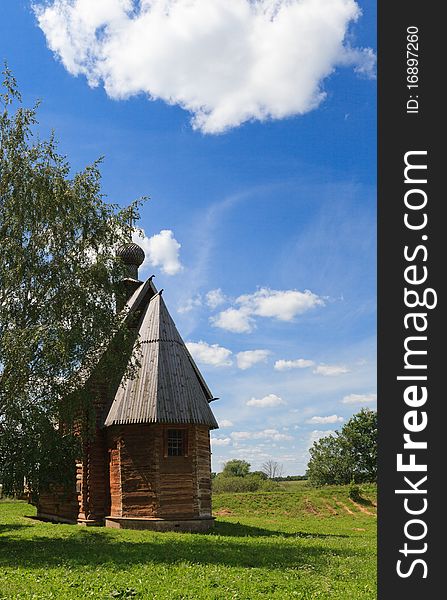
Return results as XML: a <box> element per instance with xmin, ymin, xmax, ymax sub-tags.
<box><xmin>104</xmin><ymin>289</ymin><xmax>218</xmax><ymax>429</ymax></box>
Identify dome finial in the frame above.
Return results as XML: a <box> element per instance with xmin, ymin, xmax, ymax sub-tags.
<box><xmin>117</xmin><ymin>209</ymin><xmax>145</xmax><ymax>280</ymax></box>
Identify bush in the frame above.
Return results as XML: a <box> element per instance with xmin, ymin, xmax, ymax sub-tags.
<box><xmin>349</xmin><ymin>483</ymin><xmax>362</xmax><ymax>502</ymax></box>
<box><xmin>213</xmin><ymin>475</ymin><xmax>261</xmax><ymax>493</ymax></box>
<box><xmin>258</xmin><ymin>479</ymin><xmax>282</xmax><ymax>492</ymax></box>
<box><xmin>212</xmin><ymin>473</ymin><xmax>283</xmax><ymax>493</ymax></box>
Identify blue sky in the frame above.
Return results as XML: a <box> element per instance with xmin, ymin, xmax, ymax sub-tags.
<box><xmin>1</xmin><ymin>0</ymin><xmax>376</xmax><ymax>475</ymax></box>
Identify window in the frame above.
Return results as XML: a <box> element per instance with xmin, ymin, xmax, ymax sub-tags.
<box><xmin>166</xmin><ymin>429</ymin><xmax>187</xmax><ymax>457</ymax></box>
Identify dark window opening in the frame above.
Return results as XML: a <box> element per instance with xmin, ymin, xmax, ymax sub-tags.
<box><xmin>167</xmin><ymin>429</ymin><xmax>187</xmax><ymax>457</ymax></box>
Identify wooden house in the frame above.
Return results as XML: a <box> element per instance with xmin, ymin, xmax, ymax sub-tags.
<box><xmin>36</xmin><ymin>240</ymin><xmax>218</xmax><ymax>531</ymax></box>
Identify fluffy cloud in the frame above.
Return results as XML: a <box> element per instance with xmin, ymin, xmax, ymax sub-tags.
<box><xmin>211</xmin><ymin>307</ymin><xmax>253</xmax><ymax>333</ymax></box>
<box><xmin>246</xmin><ymin>393</ymin><xmax>286</xmax><ymax>408</ymax></box>
<box><xmin>308</xmin><ymin>415</ymin><xmax>344</xmax><ymax>424</ymax></box>
<box><xmin>238</xmin><ymin>288</ymin><xmax>324</xmax><ymax>321</ymax></box>
<box><xmin>211</xmin><ymin>436</ymin><xmax>232</xmax><ymax>446</ymax></box>
<box><xmin>231</xmin><ymin>428</ymin><xmax>292</xmax><ymax>441</ymax></box>
<box><xmin>211</xmin><ymin>287</ymin><xmax>323</xmax><ymax>332</ymax></box>
<box><xmin>313</xmin><ymin>364</ymin><xmax>350</xmax><ymax>376</ymax></box>
<box><xmin>133</xmin><ymin>229</ymin><xmax>183</xmax><ymax>275</ymax></box>
<box><xmin>34</xmin><ymin>0</ymin><xmax>374</xmax><ymax>134</ymax></box>
<box><xmin>274</xmin><ymin>358</ymin><xmax>315</xmax><ymax>371</ymax></box>
<box><xmin>186</xmin><ymin>340</ymin><xmax>232</xmax><ymax>367</ymax></box>
<box><xmin>206</xmin><ymin>288</ymin><xmax>227</xmax><ymax>309</ymax></box>
<box><xmin>236</xmin><ymin>349</ymin><xmax>270</xmax><ymax>370</ymax></box>
<box><xmin>219</xmin><ymin>419</ymin><xmax>234</xmax><ymax>428</ymax></box>
<box><xmin>342</xmin><ymin>392</ymin><xmax>377</xmax><ymax>404</ymax></box>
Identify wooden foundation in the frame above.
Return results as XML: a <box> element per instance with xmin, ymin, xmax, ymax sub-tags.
<box><xmin>105</xmin><ymin>516</ymin><xmax>215</xmax><ymax>532</ymax></box>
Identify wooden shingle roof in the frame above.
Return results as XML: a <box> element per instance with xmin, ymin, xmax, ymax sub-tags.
<box><xmin>104</xmin><ymin>288</ymin><xmax>218</xmax><ymax>429</ymax></box>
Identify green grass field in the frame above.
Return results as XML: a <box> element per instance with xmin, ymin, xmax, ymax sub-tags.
<box><xmin>0</xmin><ymin>484</ymin><xmax>376</xmax><ymax>599</ymax></box>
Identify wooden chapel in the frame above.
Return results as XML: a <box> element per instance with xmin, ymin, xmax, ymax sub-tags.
<box><xmin>36</xmin><ymin>239</ymin><xmax>219</xmax><ymax>531</ymax></box>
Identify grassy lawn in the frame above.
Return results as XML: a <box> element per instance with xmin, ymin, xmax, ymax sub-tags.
<box><xmin>0</xmin><ymin>485</ymin><xmax>376</xmax><ymax>599</ymax></box>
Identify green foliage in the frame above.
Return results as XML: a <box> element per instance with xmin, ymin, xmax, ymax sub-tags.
<box><xmin>0</xmin><ymin>488</ymin><xmax>377</xmax><ymax>599</ymax></box>
<box><xmin>251</xmin><ymin>470</ymin><xmax>268</xmax><ymax>480</ymax></box>
<box><xmin>348</xmin><ymin>483</ymin><xmax>362</xmax><ymax>502</ymax></box>
<box><xmin>306</xmin><ymin>409</ymin><xmax>377</xmax><ymax>486</ymax></box>
<box><xmin>221</xmin><ymin>459</ymin><xmax>251</xmax><ymax>478</ymax></box>
<box><xmin>0</xmin><ymin>66</ymin><xmax>145</xmax><ymax>497</ymax></box>
<box><xmin>213</xmin><ymin>472</ymin><xmax>281</xmax><ymax>493</ymax></box>
<box><xmin>213</xmin><ymin>475</ymin><xmax>262</xmax><ymax>493</ymax></box>
<box><xmin>342</xmin><ymin>409</ymin><xmax>378</xmax><ymax>483</ymax></box>
<box><xmin>306</xmin><ymin>435</ymin><xmax>355</xmax><ymax>486</ymax></box>
<box><xmin>258</xmin><ymin>478</ymin><xmax>282</xmax><ymax>492</ymax></box>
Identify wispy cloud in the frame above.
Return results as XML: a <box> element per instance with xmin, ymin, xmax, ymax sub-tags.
<box><xmin>313</xmin><ymin>364</ymin><xmax>350</xmax><ymax>376</ymax></box>
<box><xmin>206</xmin><ymin>288</ymin><xmax>227</xmax><ymax>309</ymax></box>
<box><xmin>342</xmin><ymin>392</ymin><xmax>377</xmax><ymax>404</ymax></box>
<box><xmin>274</xmin><ymin>358</ymin><xmax>350</xmax><ymax>376</ymax></box>
<box><xmin>274</xmin><ymin>358</ymin><xmax>315</xmax><ymax>371</ymax></box>
<box><xmin>231</xmin><ymin>428</ymin><xmax>292</xmax><ymax>441</ymax></box>
<box><xmin>35</xmin><ymin>0</ymin><xmax>375</xmax><ymax>133</ymax></box>
<box><xmin>177</xmin><ymin>295</ymin><xmax>202</xmax><ymax>314</ymax></box>
<box><xmin>307</xmin><ymin>415</ymin><xmax>344</xmax><ymax>424</ymax></box>
<box><xmin>307</xmin><ymin>429</ymin><xmax>336</xmax><ymax>448</ymax></box>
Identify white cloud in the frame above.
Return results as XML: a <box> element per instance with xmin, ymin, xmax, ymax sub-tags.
<box><xmin>206</xmin><ymin>288</ymin><xmax>227</xmax><ymax>309</ymax></box>
<box><xmin>274</xmin><ymin>358</ymin><xmax>315</xmax><ymax>371</ymax></box>
<box><xmin>34</xmin><ymin>0</ymin><xmax>374</xmax><ymax>134</ymax></box>
<box><xmin>231</xmin><ymin>428</ymin><xmax>292</xmax><ymax>441</ymax></box>
<box><xmin>211</xmin><ymin>287</ymin><xmax>323</xmax><ymax>332</ymax></box>
<box><xmin>210</xmin><ymin>307</ymin><xmax>253</xmax><ymax>333</ymax></box>
<box><xmin>313</xmin><ymin>364</ymin><xmax>350</xmax><ymax>376</ymax></box>
<box><xmin>246</xmin><ymin>393</ymin><xmax>286</xmax><ymax>408</ymax></box>
<box><xmin>133</xmin><ymin>229</ymin><xmax>183</xmax><ymax>276</ymax></box>
<box><xmin>219</xmin><ymin>419</ymin><xmax>234</xmax><ymax>428</ymax></box>
<box><xmin>307</xmin><ymin>414</ymin><xmax>344</xmax><ymax>424</ymax></box>
<box><xmin>236</xmin><ymin>349</ymin><xmax>270</xmax><ymax>370</ymax></box>
<box><xmin>211</xmin><ymin>436</ymin><xmax>232</xmax><ymax>446</ymax></box>
<box><xmin>342</xmin><ymin>392</ymin><xmax>377</xmax><ymax>405</ymax></box>
<box><xmin>237</xmin><ymin>288</ymin><xmax>324</xmax><ymax>321</ymax></box>
<box><xmin>186</xmin><ymin>340</ymin><xmax>233</xmax><ymax>367</ymax></box>
<box><xmin>308</xmin><ymin>429</ymin><xmax>336</xmax><ymax>447</ymax></box>
<box><xmin>177</xmin><ymin>295</ymin><xmax>202</xmax><ymax>314</ymax></box>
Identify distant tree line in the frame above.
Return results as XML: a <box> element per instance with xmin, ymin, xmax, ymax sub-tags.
<box><xmin>274</xmin><ymin>475</ymin><xmax>308</xmax><ymax>482</ymax></box>
<box><xmin>211</xmin><ymin>408</ymin><xmax>376</xmax><ymax>492</ymax></box>
<box><xmin>212</xmin><ymin>460</ymin><xmax>282</xmax><ymax>493</ymax></box>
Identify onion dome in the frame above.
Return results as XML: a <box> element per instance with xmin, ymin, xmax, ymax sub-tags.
<box><xmin>117</xmin><ymin>242</ymin><xmax>145</xmax><ymax>267</ymax></box>
<box><xmin>117</xmin><ymin>241</ymin><xmax>145</xmax><ymax>280</ymax></box>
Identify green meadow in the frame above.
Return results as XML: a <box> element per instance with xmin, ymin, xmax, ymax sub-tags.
<box><xmin>0</xmin><ymin>484</ymin><xmax>376</xmax><ymax>599</ymax></box>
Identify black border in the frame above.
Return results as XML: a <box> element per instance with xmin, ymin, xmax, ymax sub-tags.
<box><xmin>378</xmin><ymin>2</ymin><xmax>443</xmax><ymax>595</ymax></box>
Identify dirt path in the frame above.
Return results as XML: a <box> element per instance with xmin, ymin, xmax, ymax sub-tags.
<box><xmin>333</xmin><ymin>497</ymin><xmax>355</xmax><ymax>515</ymax></box>
<box><xmin>349</xmin><ymin>498</ymin><xmax>376</xmax><ymax>516</ymax></box>
<box><xmin>323</xmin><ymin>501</ymin><xmax>338</xmax><ymax>516</ymax></box>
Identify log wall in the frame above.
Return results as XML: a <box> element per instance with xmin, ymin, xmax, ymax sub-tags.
<box><xmin>37</xmin><ymin>421</ymin><xmax>213</xmax><ymax>524</ymax></box>
<box><xmin>106</xmin><ymin>423</ymin><xmax>212</xmax><ymax>520</ymax></box>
